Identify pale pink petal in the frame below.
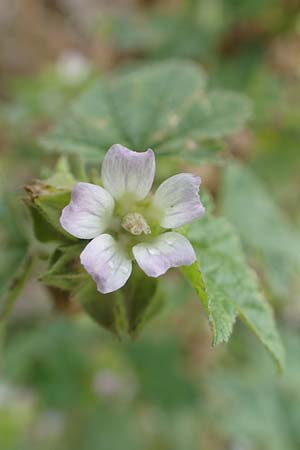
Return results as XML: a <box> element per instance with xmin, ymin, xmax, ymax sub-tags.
<box><xmin>153</xmin><ymin>173</ymin><xmax>205</xmax><ymax>228</ymax></box>
<box><xmin>133</xmin><ymin>232</ymin><xmax>196</xmax><ymax>277</ymax></box>
<box><xmin>80</xmin><ymin>234</ymin><xmax>132</xmax><ymax>294</ymax></box>
<box><xmin>101</xmin><ymin>144</ymin><xmax>155</xmax><ymax>200</ymax></box>
<box><xmin>60</xmin><ymin>182</ymin><xmax>114</xmax><ymax>239</ymax></box>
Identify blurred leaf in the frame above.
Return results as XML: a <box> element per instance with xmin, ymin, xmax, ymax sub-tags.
<box><xmin>176</xmin><ymin>141</ymin><xmax>224</xmax><ymax>165</ymax></box>
<box><xmin>0</xmin><ymin>253</ymin><xmax>34</xmax><ymax>321</ymax></box>
<box><xmin>110</xmin><ymin>12</ymin><xmax>215</xmax><ymax>59</ymax></box>
<box><xmin>156</xmin><ymin>89</ymin><xmax>252</xmax><ymax>152</ymax></box>
<box><xmin>125</xmin><ymin>337</ymin><xmax>198</xmax><ymax>410</ymax></box>
<box><xmin>0</xmin><ymin>190</ymin><xmax>32</xmax><ymax>318</ymax></box>
<box><xmin>253</xmin><ymin>134</ymin><xmax>300</xmax><ymax>218</ymax></box>
<box><xmin>41</xmin><ymin>61</ymin><xmax>251</xmax><ymax>162</ymax></box>
<box><xmin>220</xmin><ymin>164</ymin><xmax>300</xmax><ymax>298</ymax></box>
<box><xmin>205</xmin><ymin>328</ymin><xmax>300</xmax><ymax>450</ymax></box>
<box><xmin>0</xmin><ymin>68</ymin><xmax>93</xmax><ymax>128</ymax></box>
<box><xmin>181</xmin><ymin>210</ymin><xmax>284</xmax><ymax>371</ymax></box>
<box><xmin>3</xmin><ymin>318</ymin><xmax>94</xmax><ymax>409</ymax></box>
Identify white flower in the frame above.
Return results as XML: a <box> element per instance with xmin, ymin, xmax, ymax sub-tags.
<box><xmin>56</xmin><ymin>50</ymin><xmax>91</xmax><ymax>85</ymax></box>
<box><xmin>60</xmin><ymin>144</ymin><xmax>205</xmax><ymax>293</ymax></box>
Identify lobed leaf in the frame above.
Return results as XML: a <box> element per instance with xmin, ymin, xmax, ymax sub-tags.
<box><xmin>41</xmin><ymin>61</ymin><xmax>251</xmax><ymax>162</ymax></box>
<box><xmin>181</xmin><ymin>211</ymin><xmax>285</xmax><ymax>371</ymax></box>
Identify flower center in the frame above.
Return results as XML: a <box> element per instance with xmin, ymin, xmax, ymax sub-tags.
<box><xmin>121</xmin><ymin>212</ymin><xmax>151</xmax><ymax>236</ymax></box>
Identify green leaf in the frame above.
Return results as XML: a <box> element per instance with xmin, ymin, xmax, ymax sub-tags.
<box><xmin>76</xmin><ymin>280</ymin><xmax>128</xmax><ymax>337</ymax></box>
<box><xmin>40</xmin><ymin>244</ymin><xmax>86</xmax><ymax>291</ymax></box>
<box><xmin>75</xmin><ymin>265</ymin><xmax>162</xmax><ymax>338</ymax></box>
<box><xmin>41</xmin><ymin>61</ymin><xmax>251</xmax><ymax>162</ymax></box>
<box><xmin>34</xmin><ymin>191</ymin><xmax>72</xmax><ymax>237</ymax></box>
<box><xmin>25</xmin><ymin>182</ymin><xmax>74</xmax><ymax>243</ymax></box>
<box><xmin>181</xmin><ymin>211</ymin><xmax>285</xmax><ymax>371</ymax></box>
<box><xmin>182</xmin><ymin>261</ymin><xmax>237</xmax><ymax>346</ymax></box>
<box><xmin>155</xmin><ymin>89</ymin><xmax>252</xmax><ymax>152</ymax></box>
<box><xmin>0</xmin><ymin>190</ymin><xmax>32</xmax><ymax>318</ymax></box>
<box><xmin>220</xmin><ymin>164</ymin><xmax>300</xmax><ymax>298</ymax></box>
<box><xmin>177</xmin><ymin>141</ymin><xmax>224</xmax><ymax>165</ymax></box>
<box><xmin>122</xmin><ymin>266</ymin><xmax>163</xmax><ymax>337</ymax></box>
<box><xmin>110</xmin><ymin>12</ymin><xmax>215</xmax><ymax>60</ymax></box>
<box><xmin>0</xmin><ymin>253</ymin><xmax>35</xmax><ymax>321</ymax></box>
<box><xmin>44</xmin><ymin>156</ymin><xmax>77</xmax><ymax>190</ymax></box>
<box><xmin>27</xmin><ymin>204</ymin><xmax>64</xmax><ymax>243</ymax></box>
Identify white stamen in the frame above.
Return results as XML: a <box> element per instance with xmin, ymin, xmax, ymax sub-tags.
<box><xmin>121</xmin><ymin>212</ymin><xmax>151</xmax><ymax>236</ymax></box>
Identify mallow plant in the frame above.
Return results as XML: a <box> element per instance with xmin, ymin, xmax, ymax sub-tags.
<box><xmin>60</xmin><ymin>144</ymin><xmax>205</xmax><ymax>294</ymax></box>
<box><xmin>1</xmin><ymin>61</ymin><xmax>284</xmax><ymax>371</ymax></box>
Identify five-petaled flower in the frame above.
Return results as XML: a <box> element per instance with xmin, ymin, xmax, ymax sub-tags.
<box><xmin>60</xmin><ymin>144</ymin><xmax>205</xmax><ymax>293</ymax></box>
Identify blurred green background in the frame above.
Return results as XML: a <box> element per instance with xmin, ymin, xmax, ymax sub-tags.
<box><xmin>1</xmin><ymin>0</ymin><xmax>300</xmax><ymax>449</ymax></box>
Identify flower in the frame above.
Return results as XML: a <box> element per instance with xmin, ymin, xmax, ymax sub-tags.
<box><xmin>56</xmin><ymin>50</ymin><xmax>91</xmax><ymax>85</ymax></box>
<box><xmin>60</xmin><ymin>144</ymin><xmax>205</xmax><ymax>294</ymax></box>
